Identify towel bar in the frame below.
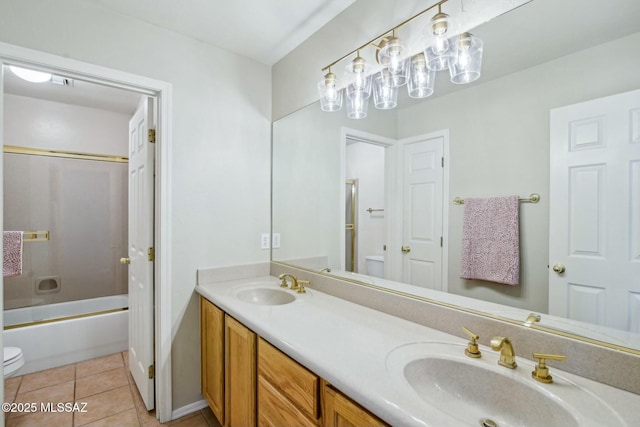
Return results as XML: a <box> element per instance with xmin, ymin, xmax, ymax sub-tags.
<box><xmin>453</xmin><ymin>193</ymin><xmax>540</xmax><ymax>205</ymax></box>
<box><xmin>23</xmin><ymin>231</ymin><xmax>50</xmax><ymax>242</ymax></box>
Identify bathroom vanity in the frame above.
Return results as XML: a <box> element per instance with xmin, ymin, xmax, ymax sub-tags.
<box><xmin>196</xmin><ymin>267</ymin><xmax>640</xmax><ymax>427</ymax></box>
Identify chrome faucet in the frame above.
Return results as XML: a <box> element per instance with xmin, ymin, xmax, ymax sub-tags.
<box><xmin>320</xmin><ymin>267</ymin><xmax>331</xmax><ymax>273</ymax></box>
<box><xmin>490</xmin><ymin>336</ymin><xmax>517</xmax><ymax>369</ymax></box>
<box><xmin>278</xmin><ymin>273</ymin><xmax>299</xmax><ymax>291</ymax></box>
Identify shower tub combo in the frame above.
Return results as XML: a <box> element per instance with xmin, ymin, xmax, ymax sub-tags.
<box><xmin>3</xmin><ymin>294</ymin><xmax>128</xmax><ymax>375</ymax></box>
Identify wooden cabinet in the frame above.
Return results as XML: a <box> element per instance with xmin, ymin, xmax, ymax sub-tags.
<box><xmin>200</xmin><ymin>297</ymin><xmax>225</xmax><ymax>423</ymax></box>
<box><xmin>200</xmin><ymin>296</ymin><xmax>385</xmax><ymax>427</ymax></box>
<box><xmin>257</xmin><ymin>338</ymin><xmax>320</xmax><ymax>426</ymax></box>
<box><xmin>322</xmin><ymin>382</ymin><xmax>387</xmax><ymax>427</ymax></box>
<box><xmin>225</xmin><ymin>314</ymin><xmax>257</xmax><ymax>427</ymax></box>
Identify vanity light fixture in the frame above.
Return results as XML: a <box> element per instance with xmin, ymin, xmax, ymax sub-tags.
<box><xmin>9</xmin><ymin>65</ymin><xmax>52</xmax><ymax>83</ymax></box>
<box><xmin>376</xmin><ymin>30</ymin><xmax>408</xmax><ymax>87</ymax></box>
<box><xmin>344</xmin><ymin>52</ymin><xmax>372</xmax><ymax>118</ymax></box>
<box><xmin>425</xmin><ymin>6</ymin><xmax>452</xmax><ymax>71</ymax></box>
<box><xmin>449</xmin><ymin>32</ymin><xmax>484</xmax><ymax>84</ymax></box>
<box><xmin>407</xmin><ymin>53</ymin><xmax>435</xmax><ymax>98</ymax></box>
<box><xmin>318</xmin><ymin>68</ymin><xmax>343</xmax><ymax>112</ymax></box>
<box><xmin>317</xmin><ymin>0</ymin><xmax>484</xmax><ymax>119</ymax></box>
<box><xmin>373</xmin><ymin>69</ymin><xmax>398</xmax><ymax>110</ymax></box>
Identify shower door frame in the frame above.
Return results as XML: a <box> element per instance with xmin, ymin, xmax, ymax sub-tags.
<box><xmin>0</xmin><ymin>42</ymin><xmax>174</xmax><ymax>423</ymax></box>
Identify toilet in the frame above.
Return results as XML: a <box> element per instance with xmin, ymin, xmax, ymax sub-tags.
<box><xmin>365</xmin><ymin>255</ymin><xmax>384</xmax><ymax>278</ymax></box>
<box><xmin>4</xmin><ymin>347</ymin><xmax>24</xmax><ymax>378</ymax></box>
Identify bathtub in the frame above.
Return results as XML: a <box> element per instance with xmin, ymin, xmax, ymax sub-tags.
<box><xmin>3</xmin><ymin>295</ymin><xmax>128</xmax><ymax>375</ymax></box>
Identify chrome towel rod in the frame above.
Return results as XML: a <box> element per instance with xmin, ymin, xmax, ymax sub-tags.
<box><xmin>453</xmin><ymin>193</ymin><xmax>540</xmax><ymax>205</ymax></box>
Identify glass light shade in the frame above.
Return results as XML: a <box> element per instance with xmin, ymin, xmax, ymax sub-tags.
<box><xmin>9</xmin><ymin>66</ymin><xmax>51</xmax><ymax>83</ymax></box>
<box><xmin>345</xmin><ymin>55</ymin><xmax>372</xmax><ymax>97</ymax></box>
<box><xmin>425</xmin><ymin>35</ymin><xmax>453</xmax><ymax>71</ymax></box>
<box><xmin>373</xmin><ymin>70</ymin><xmax>398</xmax><ymax>110</ymax></box>
<box><xmin>407</xmin><ymin>53</ymin><xmax>435</xmax><ymax>98</ymax></box>
<box><xmin>346</xmin><ymin>74</ymin><xmax>372</xmax><ymax>100</ymax></box>
<box><xmin>317</xmin><ymin>73</ymin><xmax>343</xmax><ymax>112</ymax></box>
<box><xmin>449</xmin><ymin>33</ymin><xmax>483</xmax><ymax>84</ymax></box>
<box><xmin>378</xmin><ymin>37</ymin><xmax>408</xmax><ymax>86</ymax></box>
<box><xmin>346</xmin><ymin>90</ymin><xmax>369</xmax><ymax>119</ymax></box>
<box><xmin>424</xmin><ymin>12</ymin><xmax>452</xmax><ymax>71</ymax></box>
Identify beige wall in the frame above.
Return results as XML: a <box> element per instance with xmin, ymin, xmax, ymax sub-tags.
<box><xmin>0</xmin><ymin>0</ymin><xmax>272</xmax><ymax>412</ymax></box>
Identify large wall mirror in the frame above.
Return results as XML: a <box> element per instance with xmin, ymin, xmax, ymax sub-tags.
<box><xmin>272</xmin><ymin>0</ymin><xmax>640</xmax><ymax>352</ymax></box>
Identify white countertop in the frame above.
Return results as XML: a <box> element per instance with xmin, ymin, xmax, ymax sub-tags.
<box><xmin>196</xmin><ymin>275</ymin><xmax>640</xmax><ymax>427</ymax></box>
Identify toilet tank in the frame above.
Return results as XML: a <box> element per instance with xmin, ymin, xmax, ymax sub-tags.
<box><xmin>365</xmin><ymin>255</ymin><xmax>384</xmax><ymax>278</ymax></box>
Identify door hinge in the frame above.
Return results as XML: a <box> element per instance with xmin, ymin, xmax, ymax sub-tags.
<box><xmin>148</xmin><ymin>129</ymin><xmax>156</xmax><ymax>143</ymax></box>
<box><xmin>148</xmin><ymin>247</ymin><xmax>155</xmax><ymax>262</ymax></box>
<box><xmin>440</xmin><ymin>236</ymin><xmax>443</xmax><ymax>247</ymax></box>
<box><xmin>148</xmin><ymin>364</ymin><xmax>155</xmax><ymax>379</ymax></box>
<box><xmin>441</xmin><ymin>157</ymin><xmax>444</xmax><ymax>168</ymax></box>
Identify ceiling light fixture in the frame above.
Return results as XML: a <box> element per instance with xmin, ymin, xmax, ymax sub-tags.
<box><xmin>317</xmin><ymin>0</ymin><xmax>484</xmax><ymax>119</ymax></box>
<box><xmin>9</xmin><ymin>65</ymin><xmax>52</xmax><ymax>83</ymax></box>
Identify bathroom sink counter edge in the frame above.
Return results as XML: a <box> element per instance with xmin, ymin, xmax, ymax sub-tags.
<box><xmin>196</xmin><ymin>275</ymin><xmax>640</xmax><ymax>427</ymax></box>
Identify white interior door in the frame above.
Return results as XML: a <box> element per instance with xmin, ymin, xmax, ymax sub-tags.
<box><xmin>127</xmin><ymin>97</ymin><xmax>156</xmax><ymax>410</ymax></box>
<box><xmin>401</xmin><ymin>136</ymin><xmax>444</xmax><ymax>290</ymax></box>
<box><xmin>549</xmin><ymin>89</ymin><xmax>640</xmax><ymax>331</ymax></box>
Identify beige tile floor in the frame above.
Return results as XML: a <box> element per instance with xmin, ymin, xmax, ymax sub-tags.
<box><xmin>3</xmin><ymin>352</ymin><xmax>221</xmax><ymax>427</ymax></box>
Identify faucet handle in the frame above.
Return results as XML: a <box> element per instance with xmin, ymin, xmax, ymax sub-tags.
<box><xmin>297</xmin><ymin>280</ymin><xmax>309</xmax><ymax>294</ymax></box>
<box><xmin>278</xmin><ymin>273</ymin><xmax>289</xmax><ymax>288</ymax></box>
<box><xmin>531</xmin><ymin>353</ymin><xmax>566</xmax><ymax>383</ymax></box>
<box><xmin>461</xmin><ymin>326</ymin><xmax>481</xmax><ymax>358</ymax></box>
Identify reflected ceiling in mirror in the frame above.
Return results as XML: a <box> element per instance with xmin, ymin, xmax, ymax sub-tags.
<box><xmin>272</xmin><ymin>0</ymin><xmax>640</xmax><ymax>352</ymax></box>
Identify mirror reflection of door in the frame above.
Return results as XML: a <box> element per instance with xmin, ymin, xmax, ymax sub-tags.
<box><xmin>399</xmin><ymin>134</ymin><xmax>445</xmax><ymax>291</ymax></box>
<box><xmin>549</xmin><ymin>89</ymin><xmax>640</xmax><ymax>331</ymax></box>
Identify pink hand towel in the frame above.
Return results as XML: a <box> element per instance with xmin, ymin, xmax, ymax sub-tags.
<box><xmin>3</xmin><ymin>231</ymin><xmax>23</xmax><ymax>278</ymax></box>
<box><xmin>460</xmin><ymin>196</ymin><xmax>520</xmax><ymax>285</ymax></box>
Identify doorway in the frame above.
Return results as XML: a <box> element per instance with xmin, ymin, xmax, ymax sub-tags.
<box><xmin>0</xmin><ymin>44</ymin><xmax>173</xmax><ymax>422</ymax></box>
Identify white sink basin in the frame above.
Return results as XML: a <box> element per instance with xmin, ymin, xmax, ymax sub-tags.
<box><xmin>235</xmin><ymin>287</ymin><xmax>296</xmax><ymax>305</ymax></box>
<box><xmin>386</xmin><ymin>342</ymin><xmax>626</xmax><ymax>427</ymax></box>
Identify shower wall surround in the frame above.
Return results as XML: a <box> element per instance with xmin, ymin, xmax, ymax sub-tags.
<box><xmin>3</xmin><ymin>94</ymin><xmax>130</xmax><ymax>310</ymax></box>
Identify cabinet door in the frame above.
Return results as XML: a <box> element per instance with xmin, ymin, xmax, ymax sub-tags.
<box><xmin>322</xmin><ymin>383</ymin><xmax>387</xmax><ymax>427</ymax></box>
<box><xmin>225</xmin><ymin>314</ymin><xmax>257</xmax><ymax>427</ymax></box>
<box><xmin>200</xmin><ymin>297</ymin><xmax>224</xmax><ymax>423</ymax></box>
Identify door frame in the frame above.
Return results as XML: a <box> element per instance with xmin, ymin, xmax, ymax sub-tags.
<box><xmin>0</xmin><ymin>42</ymin><xmax>174</xmax><ymax>422</ymax></box>
<box><xmin>339</xmin><ymin>128</ymin><xmax>396</xmax><ymax>274</ymax></box>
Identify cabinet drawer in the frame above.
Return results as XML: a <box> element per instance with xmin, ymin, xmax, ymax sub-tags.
<box><xmin>258</xmin><ymin>338</ymin><xmax>320</xmax><ymax>419</ymax></box>
<box><xmin>258</xmin><ymin>376</ymin><xmax>317</xmax><ymax>427</ymax></box>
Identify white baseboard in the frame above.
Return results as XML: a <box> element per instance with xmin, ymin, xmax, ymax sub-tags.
<box><xmin>171</xmin><ymin>399</ymin><xmax>209</xmax><ymax>420</ymax></box>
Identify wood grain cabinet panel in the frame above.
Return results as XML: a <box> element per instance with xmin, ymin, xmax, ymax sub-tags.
<box><xmin>225</xmin><ymin>314</ymin><xmax>257</xmax><ymax>427</ymax></box>
<box><xmin>258</xmin><ymin>376</ymin><xmax>317</xmax><ymax>427</ymax></box>
<box><xmin>258</xmin><ymin>338</ymin><xmax>320</xmax><ymax>421</ymax></box>
<box><xmin>322</xmin><ymin>382</ymin><xmax>387</xmax><ymax>427</ymax></box>
<box><xmin>200</xmin><ymin>297</ymin><xmax>224</xmax><ymax>424</ymax></box>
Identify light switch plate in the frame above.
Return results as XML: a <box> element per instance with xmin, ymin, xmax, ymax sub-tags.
<box><xmin>272</xmin><ymin>233</ymin><xmax>281</xmax><ymax>249</ymax></box>
<box><xmin>261</xmin><ymin>233</ymin><xmax>270</xmax><ymax>249</ymax></box>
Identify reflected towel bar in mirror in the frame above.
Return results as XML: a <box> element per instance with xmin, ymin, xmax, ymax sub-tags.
<box><xmin>23</xmin><ymin>231</ymin><xmax>50</xmax><ymax>242</ymax></box>
<box><xmin>453</xmin><ymin>193</ymin><xmax>540</xmax><ymax>205</ymax></box>
<box><xmin>366</xmin><ymin>208</ymin><xmax>384</xmax><ymax>213</ymax></box>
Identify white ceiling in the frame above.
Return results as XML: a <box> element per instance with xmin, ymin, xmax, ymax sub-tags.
<box><xmin>85</xmin><ymin>0</ymin><xmax>356</xmax><ymax>66</ymax></box>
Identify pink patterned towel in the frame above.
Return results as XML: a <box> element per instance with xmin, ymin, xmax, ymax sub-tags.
<box><xmin>3</xmin><ymin>231</ymin><xmax>23</xmax><ymax>278</ymax></box>
<box><xmin>460</xmin><ymin>196</ymin><xmax>520</xmax><ymax>286</ymax></box>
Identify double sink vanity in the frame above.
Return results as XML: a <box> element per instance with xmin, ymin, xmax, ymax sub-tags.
<box><xmin>196</xmin><ymin>263</ymin><xmax>640</xmax><ymax>426</ymax></box>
